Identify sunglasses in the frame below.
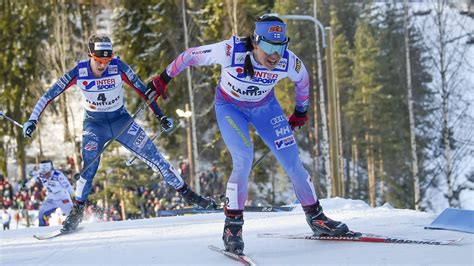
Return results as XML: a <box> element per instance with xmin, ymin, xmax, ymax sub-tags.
<box><xmin>91</xmin><ymin>52</ymin><xmax>115</xmax><ymax>65</ymax></box>
<box><xmin>257</xmin><ymin>37</ymin><xmax>290</xmax><ymax>56</ymax></box>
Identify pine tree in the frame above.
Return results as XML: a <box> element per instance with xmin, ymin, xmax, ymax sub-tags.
<box><xmin>352</xmin><ymin>17</ymin><xmax>383</xmax><ymax>207</ymax></box>
<box><xmin>0</xmin><ymin>1</ymin><xmax>49</xmax><ymax>180</ymax></box>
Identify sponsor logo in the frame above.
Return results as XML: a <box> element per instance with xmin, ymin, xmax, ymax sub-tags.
<box><xmin>83</xmin><ymin>80</ymin><xmax>96</xmax><ymax>90</ymax></box>
<box><xmin>225</xmin><ymin>44</ymin><xmax>232</xmax><ymax>57</ymax></box>
<box><xmin>227</xmin><ymin>81</ymin><xmax>270</xmax><ymax>97</ymax></box>
<box><xmin>225</xmin><ymin>116</ymin><xmax>250</xmax><ymax>147</ymax></box>
<box><xmin>295</xmin><ymin>58</ymin><xmax>302</xmax><ymax>73</ymax></box>
<box><xmin>125</xmin><ymin>68</ymin><xmax>134</xmax><ymax>80</ymax></box>
<box><xmin>269</xmin><ymin>25</ymin><xmax>284</xmax><ymax>33</ymax></box>
<box><xmin>278</xmin><ymin>59</ymin><xmax>287</xmax><ymax>69</ymax></box>
<box><xmin>56</xmin><ymin>79</ymin><xmax>67</xmax><ymax>89</ymax></box>
<box><xmin>84</xmin><ymin>141</ymin><xmax>98</xmax><ymax>151</ymax></box>
<box><xmin>236</xmin><ymin>68</ymin><xmax>278</xmax><ymax>84</ymax></box>
<box><xmin>235</xmin><ymin>37</ymin><xmax>247</xmax><ymax>43</ymax></box>
<box><xmin>127</xmin><ymin>122</ymin><xmax>140</xmax><ymax>136</ymax></box>
<box><xmin>230</xmin><ymin>90</ymin><xmax>240</xmax><ymax>98</ymax></box>
<box><xmin>79</xmin><ymin>68</ymin><xmax>88</xmax><ymax>77</ymax></box>
<box><xmin>271</xmin><ymin>115</ymin><xmax>286</xmax><ymax>126</ymax></box>
<box><xmin>275</xmin><ymin>125</ymin><xmax>291</xmax><ymax>137</ymax></box>
<box><xmin>83</xmin><ymin>131</ymin><xmax>97</xmax><ymax>137</ymax></box>
<box><xmin>96</xmin><ymin>78</ymin><xmax>116</xmax><ymax>90</ymax></box>
<box><xmin>235</xmin><ymin>54</ymin><xmax>246</xmax><ymax>63</ymax></box>
<box><xmin>191</xmin><ymin>49</ymin><xmax>211</xmax><ymax>55</ymax></box>
<box><xmin>274</xmin><ymin>135</ymin><xmax>296</xmax><ymax>150</ymax></box>
<box><xmin>108</xmin><ymin>65</ymin><xmax>118</xmax><ymax>74</ymax></box>
<box><xmin>94</xmin><ymin>42</ymin><xmax>113</xmax><ymax>50</ymax></box>
<box><xmin>85</xmin><ymin>95</ymin><xmax>121</xmax><ymax>107</ymax></box>
<box><xmin>133</xmin><ymin>131</ymin><xmax>147</xmax><ymax>149</ymax></box>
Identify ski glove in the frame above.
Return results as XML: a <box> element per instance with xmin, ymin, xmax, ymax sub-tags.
<box><xmin>159</xmin><ymin>116</ymin><xmax>174</xmax><ymax>132</ymax></box>
<box><xmin>288</xmin><ymin>110</ymin><xmax>308</xmax><ymax>130</ymax></box>
<box><xmin>148</xmin><ymin>72</ymin><xmax>170</xmax><ymax>100</ymax></box>
<box><xmin>23</xmin><ymin>120</ymin><xmax>37</xmax><ymax>138</ymax></box>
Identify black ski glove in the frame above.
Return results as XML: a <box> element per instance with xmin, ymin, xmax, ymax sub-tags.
<box><xmin>23</xmin><ymin>120</ymin><xmax>37</xmax><ymax>138</ymax></box>
<box><xmin>159</xmin><ymin>116</ymin><xmax>174</xmax><ymax>132</ymax></box>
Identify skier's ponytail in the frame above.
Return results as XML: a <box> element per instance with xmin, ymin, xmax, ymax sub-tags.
<box><xmin>243</xmin><ymin>36</ymin><xmax>254</xmax><ymax>78</ymax></box>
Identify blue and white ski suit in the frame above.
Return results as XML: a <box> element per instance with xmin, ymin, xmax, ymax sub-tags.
<box><xmin>164</xmin><ymin>36</ymin><xmax>317</xmax><ymax>210</ymax></box>
<box><xmin>28</xmin><ymin>57</ymin><xmax>184</xmax><ymax>202</ymax></box>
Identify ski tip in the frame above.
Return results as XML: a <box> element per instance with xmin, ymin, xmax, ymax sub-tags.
<box><xmin>446</xmin><ymin>237</ymin><xmax>464</xmax><ymax>245</ymax></box>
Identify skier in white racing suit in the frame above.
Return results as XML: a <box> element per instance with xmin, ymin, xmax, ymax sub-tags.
<box><xmin>148</xmin><ymin>15</ymin><xmax>350</xmax><ymax>254</ymax></box>
<box><xmin>25</xmin><ymin>160</ymin><xmax>74</xmax><ymax>226</ymax></box>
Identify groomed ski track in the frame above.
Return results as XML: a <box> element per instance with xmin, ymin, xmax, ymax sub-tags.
<box><xmin>1</xmin><ymin>198</ymin><xmax>472</xmax><ymax>265</ymax></box>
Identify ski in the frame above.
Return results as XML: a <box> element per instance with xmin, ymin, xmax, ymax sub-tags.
<box><xmin>33</xmin><ymin>227</ymin><xmax>83</xmax><ymax>240</ymax></box>
<box><xmin>257</xmin><ymin>232</ymin><xmax>463</xmax><ymax>245</ymax></box>
<box><xmin>208</xmin><ymin>245</ymin><xmax>256</xmax><ymax>266</ymax></box>
<box><xmin>158</xmin><ymin>205</ymin><xmax>296</xmax><ymax>217</ymax></box>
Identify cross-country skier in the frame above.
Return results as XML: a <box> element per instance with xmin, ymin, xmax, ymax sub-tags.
<box><xmin>148</xmin><ymin>15</ymin><xmax>350</xmax><ymax>254</ymax></box>
<box><xmin>25</xmin><ymin>160</ymin><xmax>74</xmax><ymax>226</ymax></box>
<box><xmin>22</xmin><ymin>34</ymin><xmax>217</xmax><ymax>233</ymax></box>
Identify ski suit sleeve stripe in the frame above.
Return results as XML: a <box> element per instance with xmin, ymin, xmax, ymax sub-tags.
<box><xmin>165</xmin><ymin>39</ymin><xmax>231</xmax><ymax>78</ymax></box>
<box><xmin>29</xmin><ymin>67</ymin><xmax>78</xmax><ymax>121</ymax></box>
<box><xmin>287</xmin><ymin>51</ymin><xmax>310</xmax><ymax>113</ymax></box>
<box><xmin>118</xmin><ymin>60</ymin><xmax>163</xmax><ymax>117</ymax></box>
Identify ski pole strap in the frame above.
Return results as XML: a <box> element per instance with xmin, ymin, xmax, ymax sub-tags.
<box><xmin>78</xmin><ymin>91</ymin><xmax>157</xmax><ymax>176</ymax></box>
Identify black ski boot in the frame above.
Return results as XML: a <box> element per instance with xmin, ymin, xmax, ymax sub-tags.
<box><xmin>61</xmin><ymin>200</ymin><xmax>85</xmax><ymax>233</ymax></box>
<box><xmin>222</xmin><ymin>214</ymin><xmax>244</xmax><ymax>255</ymax></box>
<box><xmin>179</xmin><ymin>184</ymin><xmax>217</xmax><ymax>210</ymax></box>
<box><xmin>303</xmin><ymin>201</ymin><xmax>349</xmax><ymax>236</ymax></box>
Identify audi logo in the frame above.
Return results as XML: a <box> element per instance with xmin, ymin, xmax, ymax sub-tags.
<box><xmin>271</xmin><ymin>115</ymin><xmax>285</xmax><ymax>125</ymax></box>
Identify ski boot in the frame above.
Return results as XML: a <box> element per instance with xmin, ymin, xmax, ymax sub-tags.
<box><xmin>222</xmin><ymin>213</ymin><xmax>244</xmax><ymax>255</ymax></box>
<box><xmin>303</xmin><ymin>201</ymin><xmax>349</xmax><ymax>236</ymax></box>
<box><xmin>61</xmin><ymin>200</ymin><xmax>85</xmax><ymax>233</ymax></box>
<box><xmin>179</xmin><ymin>184</ymin><xmax>217</xmax><ymax>210</ymax></box>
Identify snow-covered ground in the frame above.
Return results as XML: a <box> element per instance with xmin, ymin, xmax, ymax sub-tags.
<box><xmin>1</xmin><ymin>198</ymin><xmax>472</xmax><ymax>265</ymax></box>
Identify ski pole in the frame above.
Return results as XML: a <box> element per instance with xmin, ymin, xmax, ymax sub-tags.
<box><xmin>252</xmin><ymin>148</ymin><xmax>271</xmax><ymax>170</ymax></box>
<box><xmin>0</xmin><ymin>111</ymin><xmax>23</xmax><ymax>128</ymax></box>
<box><xmin>251</xmin><ymin>126</ymin><xmax>301</xmax><ymax>170</ymax></box>
<box><xmin>125</xmin><ymin>126</ymin><xmax>168</xmax><ymax>166</ymax></box>
<box><xmin>76</xmin><ymin>92</ymin><xmax>157</xmax><ymax>179</ymax></box>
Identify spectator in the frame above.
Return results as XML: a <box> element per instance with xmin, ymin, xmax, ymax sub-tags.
<box><xmin>2</xmin><ymin>208</ymin><xmax>11</xmax><ymax>230</ymax></box>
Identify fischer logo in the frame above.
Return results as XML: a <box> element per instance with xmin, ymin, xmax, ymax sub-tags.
<box><xmin>79</xmin><ymin>68</ymin><xmax>88</xmax><ymax>77</ymax></box>
<box><xmin>274</xmin><ymin>135</ymin><xmax>296</xmax><ymax>150</ymax></box>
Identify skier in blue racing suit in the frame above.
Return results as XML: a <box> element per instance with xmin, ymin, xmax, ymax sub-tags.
<box><xmin>148</xmin><ymin>15</ymin><xmax>350</xmax><ymax>254</ymax></box>
<box><xmin>23</xmin><ymin>34</ymin><xmax>216</xmax><ymax>233</ymax></box>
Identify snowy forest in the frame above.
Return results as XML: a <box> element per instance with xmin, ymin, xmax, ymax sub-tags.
<box><xmin>0</xmin><ymin>0</ymin><xmax>473</xmax><ymax>223</ymax></box>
